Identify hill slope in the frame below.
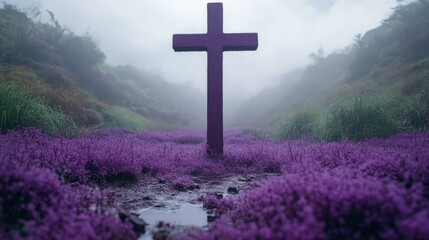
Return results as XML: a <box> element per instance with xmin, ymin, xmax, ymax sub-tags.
<box><xmin>0</xmin><ymin>4</ymin><xmax>205</xmax><ymax>134</ymax></box>
<box><xmin>234</xmin><ymin>0</ymin><xmax>429</xmax><ymax>141</ymax></box>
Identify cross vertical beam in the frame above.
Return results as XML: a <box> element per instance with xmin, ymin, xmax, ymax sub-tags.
<box><xmin>173</xmin><ymin>2</ymin><xmax>258</xmax><ymax>157</ymax></box>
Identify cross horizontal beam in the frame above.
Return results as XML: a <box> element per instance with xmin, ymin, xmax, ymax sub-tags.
<box><xmin>173</xmin><ymin>33</ymin><xmax>258</xmax><ymax>52</ymax></box>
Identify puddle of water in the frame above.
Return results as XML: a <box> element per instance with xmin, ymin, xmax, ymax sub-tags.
<box><xmin>137</xmin><ymin>202</ymin><xmax>207</xmax><ymax>240</ymax></box>
<box><xmin>138</xmin><ymin>202</ymin><xmax>207</xmax><ymax>226</ymax></box>
<box><xmin>117</xmin><ymin>174</ymin><xmax>277</xmax><ymax>239</ymax></box>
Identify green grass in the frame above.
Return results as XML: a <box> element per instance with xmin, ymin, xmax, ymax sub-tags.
<box><xmin>0</xmin><ymin>85</ymin><xmax>29</xmax><ymax>132</ymax></box>
<box><xmin>321</xmin><ymin>96</ymin><xmax>398</xmax><ymax>141</ymax></box>
<box><xmin>0</xmin><ymin>84</ymin><xmax>75</xmax><ymax>134</ymax></box>
<box><xmin>102</xmin><ymin>106</ymin><xmax>151</xmax><ymax>131</ymax></box>
<box><xmin>242</xmin><ymin>127</ymin><xmax>269</xmax><ymax>139</ymax></box>
<box><xmin>396</xmin><ymin>82</ymin><xmax>429</xmax><ymax>131</ymax></box>
<box><xmin>277</xmin><ymin>110</ymin><xmax>317</xmax><ymax>140</ymax></box>
<box><xmin>275</xmin><ymin>96</ymin><xmax>404</xmax><ymax>142</ymax></box>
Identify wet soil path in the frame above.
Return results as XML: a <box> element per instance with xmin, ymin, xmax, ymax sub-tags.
<box><xmin>105</xmin><ymin>174</ymin><xmax>278</xmax><ymax>239</ymax></box>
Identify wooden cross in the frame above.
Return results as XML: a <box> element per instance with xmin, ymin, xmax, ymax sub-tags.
<box><xmin>173</xmin><ymin>2</ymin><xmax>258</xmax><ymax>157</ymax></box>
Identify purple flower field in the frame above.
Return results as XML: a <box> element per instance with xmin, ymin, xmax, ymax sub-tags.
<box><xmin>1</xmin><ymin>128</ymin><xmax>428</xmax><ymax>239</ymax></box>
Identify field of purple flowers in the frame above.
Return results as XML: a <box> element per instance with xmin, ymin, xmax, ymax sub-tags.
<box><xmin>1</xmin><ymin>128</ymin><xmax>428</xmax><ymax>239</ymax></box>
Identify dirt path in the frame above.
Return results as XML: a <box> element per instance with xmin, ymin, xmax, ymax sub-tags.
<box><xmin>105</xmin><ymin>174</ymin><xmax>279</xmax><ymax>239</ymax></box>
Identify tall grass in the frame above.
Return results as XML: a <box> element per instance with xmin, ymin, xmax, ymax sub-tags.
<box><xmin>102</xmin><ymin>106</ymin><xmax>150</xmax><ymax>131</ymax></box>
<box><xmin>0</xmin><ymin>84</ymin><xmax>75</xmax><ymax>134</ymax></box>
<box><xmin>0</xmin><ymin>85</ymin><xmax>29</xmax><ymax>132</ymax></box>
<box><xmin>398</xmin><ymin>96</ymin><xmax>428</xmax><ymax>131</ymax></box>
<box><xmin>277</xmin><ymin>110</ymin><xmax>316</xmax><ymax>140</ymax></box>
<box><xmin>275</xmin><ymin>94</ymin><xmax>426</xmax><ymax>142</ymax></box>
<box><xmin>322</xmin><ymin>96</ymin><xmax>398</xmax><ymax>141</ymax></box>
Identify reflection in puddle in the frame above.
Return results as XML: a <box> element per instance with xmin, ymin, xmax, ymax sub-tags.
<box><xmin>139</xmin><ymin>202</ymin><xmax>207</xmax><ymax>226</ymax></box>
<box><xmin>137</xmin><ymin>202</ymin><xmax>207</xmax><ymax>240</ymax></box>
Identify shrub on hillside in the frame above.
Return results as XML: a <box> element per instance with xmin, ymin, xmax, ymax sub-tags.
<box><xmin>102</xmin><ymin>106</ymin><xmax>150</xmax><ymax>131</ymax></box>
<box><xmin>278</xmin><ymin>110</ymin><xmax>316</xmax><ymax>140</ymax></box>
<box><xmin>0</xmin><ymin>4</ymin><xmax>35</xmax><ymax>64</ymax></box>
<box><xmin>56</xmin><ymin>35</ymin><xmax>105</xmax><ymax>70</ymax></box>
<box><xmin>346</xmin><ymin>34</ymin><xmax>379</xmax><ymax>82</ymax></box>
<box><xmin>401</xmin><ymin>99</ymin><xmax>428</xmax><ymax>131</ymax></box>
<box><xmin>0</xmin><ymin>84</ymin><xmax>75</xmax><ymax>134</ymax></box>
<box><xmin>385</xmin><ymin>0</ymin><xmax>429</xmax><ymax>59</ymax></box>
<box><xmin>41</xmin><ymin>85</ymin><xmax>103</xmax><ymax>127</ymax></box>
<box><xmin>322</xmin><ymin>96</ymin><xmax>398</xmax><ymax>141</ymax></box>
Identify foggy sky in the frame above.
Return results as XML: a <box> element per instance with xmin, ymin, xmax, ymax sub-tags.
<box><xmin>12</xmin><ymin>0</ymin><xmax>396</xmax><ymax>102</ymax></box>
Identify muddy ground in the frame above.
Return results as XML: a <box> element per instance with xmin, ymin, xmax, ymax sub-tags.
<box><xmin>104</xmin><ymin>174</ymin><xmax>279</xmax><ymax>239</ymax></box>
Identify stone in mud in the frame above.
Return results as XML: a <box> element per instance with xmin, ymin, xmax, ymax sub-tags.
<box><xmin>158</xmin><ymin>178</ymin><xmax>167</xmax><ymax>184</ymax></box>
<box><xmin>202</xmin><ymin>192</ymin><xmax>223</xmax><ymax>202</ymax></box>
<box><xmin>118</xmin><ymin>209</ymin><xmax>147</xmax><ymax>234</ymax></box>
<box><xmin>153</xmin><ymin>222</ymin><xmax>174</xmax><ymax>240</ymax></box>
<box><xmin>153</xmin><ymin>230</ymin><xmax>169</xmax><ymax>240</ymax></box>
<box><xmin>188</xmin><ymin>184</ymin><xmax>200</xmax><ymax>190</ymax></box>
<box><xmin>207</xmin><ymin>211</ymin><xmax>218</xmax><ymax>223</ymax></box>
<box><xmin>106</xmin><ymin>172</ymin><xmax>137</xmax><ymax>186</ymax></box>
<box><xmin>174</xmin><ymin>184</ymin><xmax>187</xmax><ymax>192</ymax></box>
<box><xmin>214</xmin><ymin>192</ymin><xmax>223</xmax><ymax>199</ymax></box>
<box><xmin>227</xmin><ymin>187</ymin><xmax>239</xmax><ymax>194</ymax></box>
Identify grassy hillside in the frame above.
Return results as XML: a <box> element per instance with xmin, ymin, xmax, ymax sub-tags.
<box><xmin>235</xmin><ymin>0</ymin><xmax>429</xmax><ymax>141</ymax></box>
<box><xmin>0</xmin><ymin>4</ymin><xmax>205</xmax><ymax>134</ymax></box>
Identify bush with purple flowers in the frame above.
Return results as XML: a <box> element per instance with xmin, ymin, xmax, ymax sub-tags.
<box><xmin>0</xmin><ymin>156</ymin><xmax>136</xmax><ymax>239</ymax></box>
<box><xmin>1</xmin><ymin>127</ymin><xmax>428</xmax><ymax>239</ymax></box>
<box><xmin>194</xmin><ymin>174</ymin><xmax>428</xmax><ymax>240</ymax></box>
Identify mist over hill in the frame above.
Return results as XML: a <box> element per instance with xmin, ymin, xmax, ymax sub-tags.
<box><xmin>232</xmin><ymin>0</ymin><xmax>429</xmax><ymax>141</ymax></box>
<box><xmin>0</xmin><ymin>3</ymin><xmax>205</xmax><ymax>133</ymax></box>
